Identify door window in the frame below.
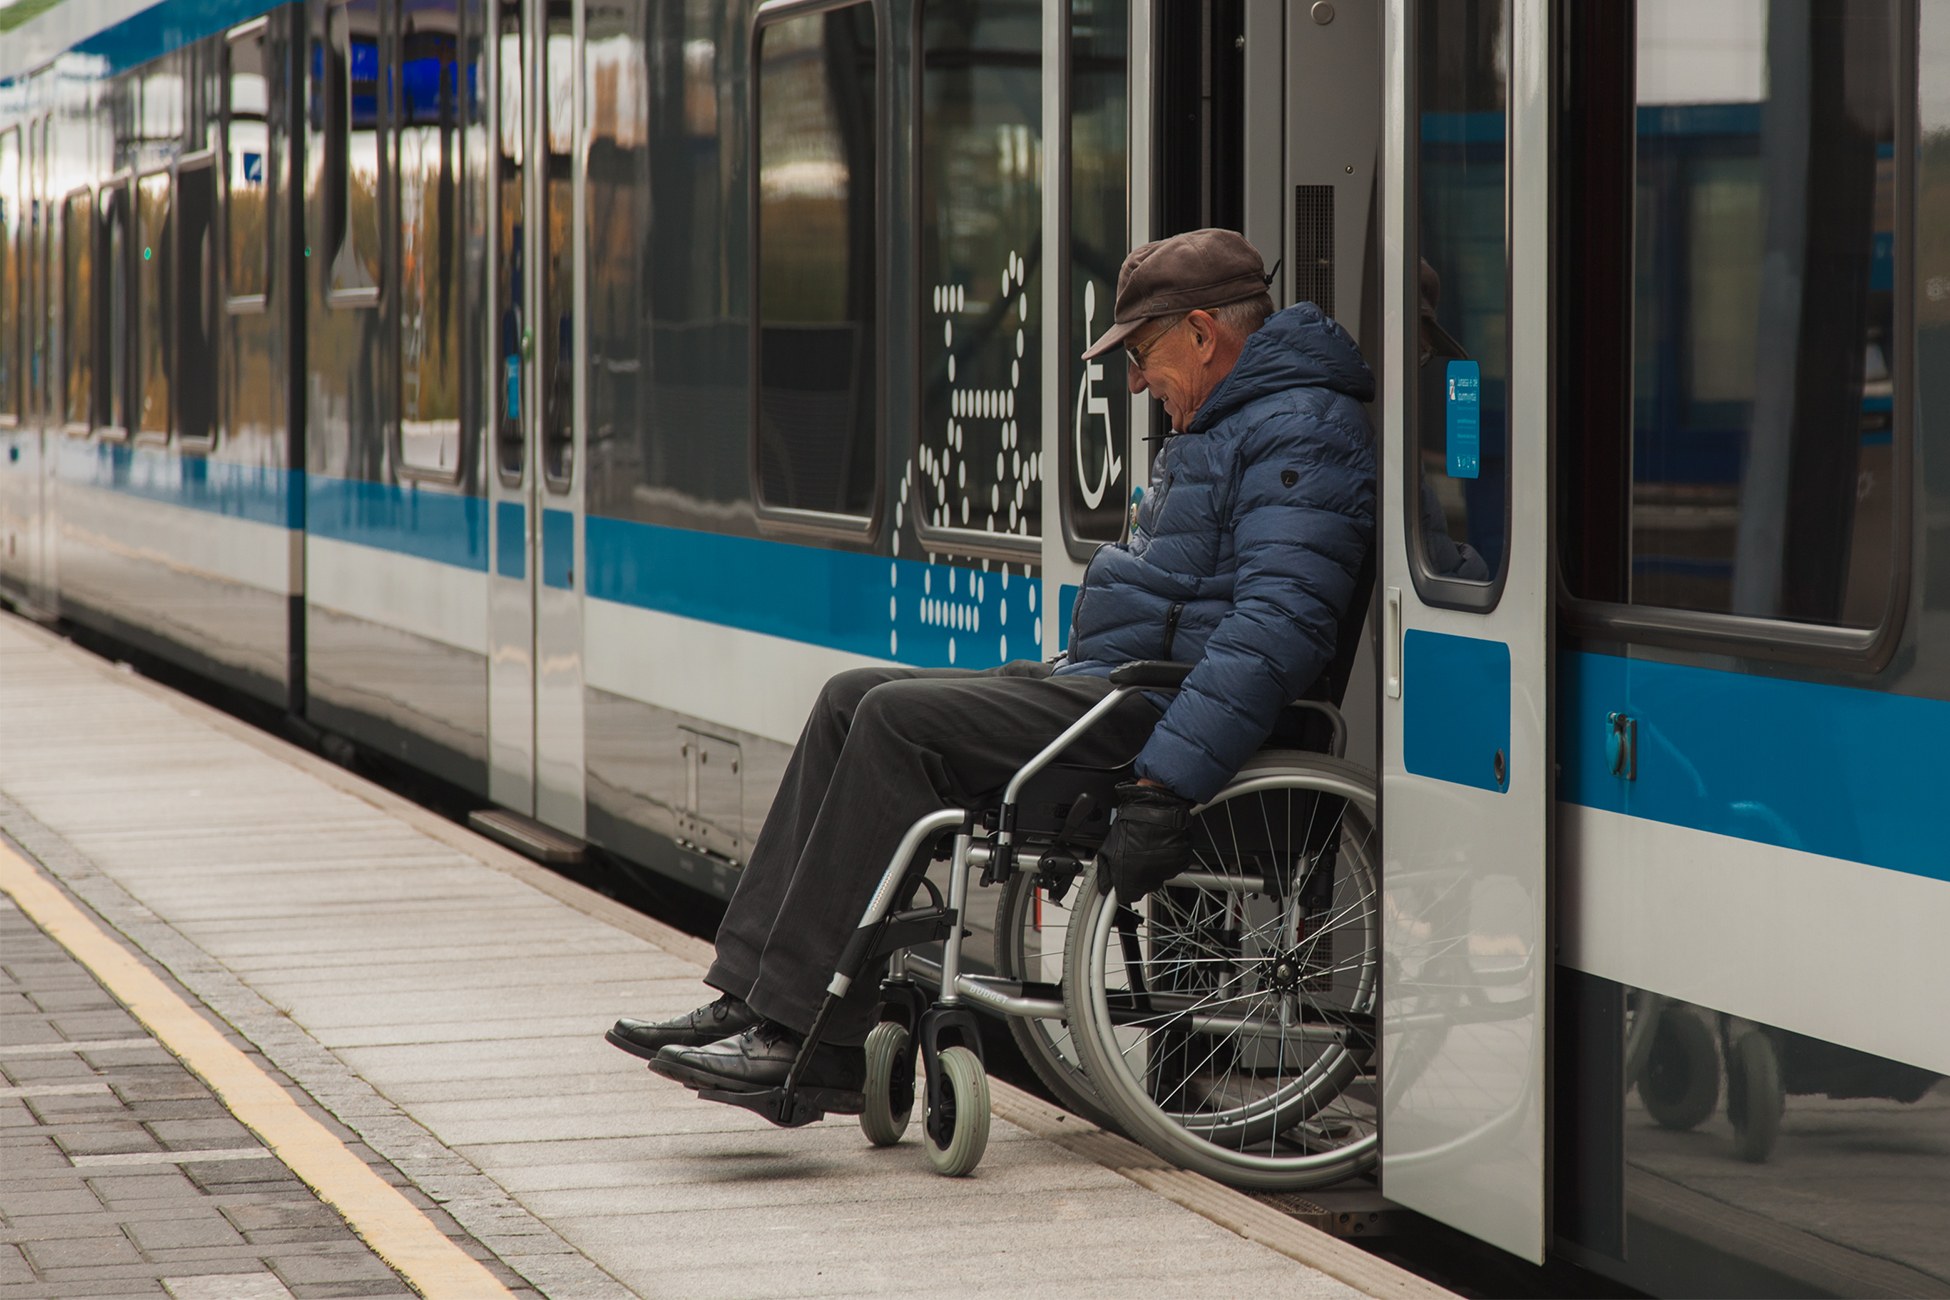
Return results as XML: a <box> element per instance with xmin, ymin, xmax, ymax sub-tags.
<box><xmin>752</xmin><ymin>1</ymin><xmax>880</xmax><ymax>523</ymax></box>
<box><xmin>916</xmin><ymin>0</ymin><xmax>1043</xmax><ymax>548</ymax></box>
<box><xmin>1411</xmin><ymin>0</ymin><xmax>1511</xmax><ymax>603</ymax></box>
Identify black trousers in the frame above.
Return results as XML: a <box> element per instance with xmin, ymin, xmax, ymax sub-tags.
<box><xmin>702</xmin><ymin>661</ymin><xmax>1162</xmax><ymax>1045</ymax></box>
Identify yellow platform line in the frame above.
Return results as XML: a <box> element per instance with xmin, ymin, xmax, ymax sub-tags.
<box><xmin>1</xmin><ymin>842</ymin><xmax>514</xmax><ymax>1300</ymax></box>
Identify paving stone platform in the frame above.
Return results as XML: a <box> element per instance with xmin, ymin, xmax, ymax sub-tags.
<box><xmin>0</xmin><ymin>612</ymin><xmax>1448</xmax><ymax>1300</ymax></box>
<box><xmin>1</xmin><ymin>893</ymin><xmax>525</xmax><ymax>1299</ymax></box>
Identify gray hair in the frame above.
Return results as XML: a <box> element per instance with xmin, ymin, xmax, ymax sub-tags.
<box><xmin>1207</xmin><ymin>292</ymin><xmax>1275</xmax><ymax>339</ymax></box>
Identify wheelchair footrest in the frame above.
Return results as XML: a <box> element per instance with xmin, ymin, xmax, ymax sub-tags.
<box><xmin>695</xmin><ymin>1084</ymin><xmax>866</xmax><ymax>1128</ymax></box>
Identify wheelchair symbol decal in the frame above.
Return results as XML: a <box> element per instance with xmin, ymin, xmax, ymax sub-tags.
<box><xmin>1074</xmin><ymin>281</ymin><xmax>1123</xmax><ymax>511</ymax></box>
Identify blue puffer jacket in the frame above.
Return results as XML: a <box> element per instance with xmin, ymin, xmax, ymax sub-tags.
<box><xmin>1053</xmin><ymin>302</ymin><xmax>1376</xmax><ymax>802</ymax></box>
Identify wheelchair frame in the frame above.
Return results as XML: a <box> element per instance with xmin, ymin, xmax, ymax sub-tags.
<box><xmin>696</xmin><ymin>660</ymin><xmax>1376</xmax><ymax>1182</ymax></box>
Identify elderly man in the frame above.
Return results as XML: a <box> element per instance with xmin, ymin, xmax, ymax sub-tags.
<box><xmin>609</xmin><ymin>228</ymin><xmax>1376</xmax><ymax>1105</ymax></box>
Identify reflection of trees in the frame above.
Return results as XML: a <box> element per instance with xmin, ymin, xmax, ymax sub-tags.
<box><xmin>61</xmin><ymin>194</ymin><xmax>92</xmax><ymax>425</ymax></box>
<box><xmin>135</xmin><ymin>173</ymin><xmax>170</xmax><ymax>437</ymax></box>
<box><xmin>398</xmin><ymin>25</ymin><xmax>462</xmax><ymax>471</ymax></box>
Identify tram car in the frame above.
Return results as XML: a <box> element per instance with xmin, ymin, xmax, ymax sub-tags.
<box><xmin>1</xmin><ymin>0</ymin><xmax>1946</xmax><ymax>1294</ymax></box>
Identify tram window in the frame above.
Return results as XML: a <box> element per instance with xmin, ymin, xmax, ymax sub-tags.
<box><xmin>916</xmin><ymin>1</ymin><xmax>1043</xmax><ymax>548</ymax></box>
<box><xmin>1064</xmin><ymin>0</ymin><xmax>1131</xmax><ymax>551</ymax></box>
<box><xmin>752</xmin><ymin>1</ymin><xmax>879</xmax><ymax>523</ymax></box>
<box><xmin>174</xmin><ymin>162</ymin><xmax>217</xmax><ymax>447</ymax></box>
<box><xmin>494</xmin><ymin>0</ymin><xmax>523</xmax><ymax>483</ymax></box>
<box><xmin>1561</xmin><ymin>0</ymin><xmax>1903</xmax><ymax>634</ymax></box>
<box><xmin>0</xmin><ymin>127</ymin><xmax>18</xmax><ymax>422</ymax></box>
<box><xmin>62</xmin><ymin>191</ymin><xmax>93</xmax><ymax>431</ymax></box>
<box><xmin>397</xmin><ymin>0</ymin><xmax>464</xmax><ymax>478</ymax></box>
<box><xmin>326</xmin><ymin>0</ymin><xmax>383</xmax><ymax>302</ymax></box>
<box><xmin>135</xmin><ymin>170</ymin><xmax>171</xmax><ymax>441</ymax></box>
<box><xmin>102</xmin><ymin>186</ymin><xmax>131</xmax><ymax>437</ymax></box>
<box><xmin>539</xmin><ymin>0</ymin><xmax>573</xmax><ymax>488</ymax></box>
<box><xmin>1410</xmin><ymin>0</ymin><xmax>1510</xmax><ymax>604</ymax></box>
<box><xmin>225</xmin><ymin>23</ymin><xmax>271</xmax><ymax>306</ymax></box>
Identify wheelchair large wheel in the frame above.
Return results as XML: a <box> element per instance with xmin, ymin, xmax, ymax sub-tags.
<box><xmin>1636</xmin><ymin>1001</ymin><xmax>1719</xmax><ymax>1133</ymax></box>
<box><xmin>1061</xmin><ymin>752</ymin><xmax>1379</xmax><ymax>1189</ymax></box>
<box><xmin>993</xmin><ymin>869</ymin><xmax>1114</xmax><ymax>1128</ymax></box>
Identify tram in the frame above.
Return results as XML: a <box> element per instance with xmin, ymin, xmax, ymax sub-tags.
<box><xmin>0</xmin><ymin>1</ymin><xmax>1945</xmax><ymax>1293</ymax></box>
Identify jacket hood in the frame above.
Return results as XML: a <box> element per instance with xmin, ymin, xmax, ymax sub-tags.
<box><xmin>1189</xmin><ymin>302</ymin><xmax>1375</xmax><ymax>433</ymax></box>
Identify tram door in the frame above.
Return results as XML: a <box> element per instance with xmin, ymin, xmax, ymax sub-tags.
<box><xmin>1376</xmin><ymin>0</ymin><xmax>1552</xmax><ymax>1263</ymax></box>
<box><xmin>486</xmin><ymin>0</ymin><xmax>585</xmax><ymax>832</ymax></box>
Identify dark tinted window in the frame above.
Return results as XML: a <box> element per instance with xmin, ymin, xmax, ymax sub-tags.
<box><xmin>1065</xmin><ymin>0</ymin><xmax>1130</xmax><ymax>548</ymax></box>
<box><xmin>174</xmin><ymin>162</ymin><xmax>217</xmax><ymax>446</ymax></box>
<box><xmin>753</xmin><ymin>2</ymin><xmax>878</xmax><ymax>520</ymax></box>
<box><xmin>918</xmin><ymin>0</ymin><xmax>1042</xmax><ymax>545</ymax></box>
<box><xmin>1413</xmin><ymin>0</ymin><xmax>1509</xmax><ymax>592</ymax></box>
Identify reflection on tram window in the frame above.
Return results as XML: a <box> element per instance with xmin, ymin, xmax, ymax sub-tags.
<box><xmin>398</xmin><ymin>0</ymin><xmax>464</xmax><ymax>476</ymax></box>
<box><xmin>0</xmin><ymin>128</ymin><xmax>18</xmax><ymax>420</ymax></box>
<box><xmin>753</xmin><ymin>3</ymin><xmax>877</xmax><ymax>519</ymax></box>
<box><xmin>135</xmin><ymin>170</ymin><xmax>171</xmax><ymax>440</ymax></box>
<box><xmin>540</xmin><ymin>4</ymin><xmax>575</xmax><ymax>486</ymax></box>
<box><xmin>584</xmin><ymin>1</ymin><xmax>743</xmax><ymax>514</ymax></box>
<box><xmin>1621</xmin><ymin>988</ymin><xmax>1947</xmax><ymax>1296</ymax></box>
<box><xmin>104</xmin><ymin>187</ymin><xmax>130</xmax><ymax>436</ymax></box>
<box><xmin>1415</xmin><ymin>0</ymin><xmax>1509</xmax><ymax>586</ymax></box>
<box><xmin>919</xmin><ymin>1</ymin><xmax>1043</xmax><ymax>543</ymax></box>
<box><xmin>173</xmin><ymin>163</ymin><xmax>216</xmax><ymax>446</ymax></box>
<box><xmin>1623</xmin><ymin>0</ymin><xmax>1899</xmax><ymax>627</ymax></box>
<box><xmin>62</xmin><ymin>191</ymin><xmax>93</xmax><ymax>428</ymax></box>
<box><xmin>226</xmin><ymin>25</ymin><xmax>270</xmax><ymax>304</ymax></box>
<box><xmin>327</xmin><ymin>0</ymin><xmax>382</xmax><ymax>299</ymax></box>
<box><xmin>495</xmin><ymin>0</ymin><xmax>523</xmax><ymax>481</ymax></box>
<box><xmin>1066</xmin><ymin>0</ymin><xmax>1128</xmax><ymax>545</ymax></box>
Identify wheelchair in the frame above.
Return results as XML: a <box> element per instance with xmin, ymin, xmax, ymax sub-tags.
<box><xmin>695</xmin><ymin>657</ymin><xmax>1381</xmax><ymax>1191</ymax></box>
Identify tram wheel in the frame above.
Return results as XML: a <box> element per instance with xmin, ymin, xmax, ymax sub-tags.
<box><xmin>1639</xmin><ymin>1005</ymin><xmax>1719</xmax><ymax>1132</ymax></box>
<box><xmin>859</xmin><ymin>1022</ymin><xmax>914</xmax><ymax>1147</ymax></box>
<box><xmin>1727</xmin><ymin>1031</ymin><xmax>1784</xmax><ymax>1163</ymax></box>
<box><xmin>923</xmin><ymin>1046</ymin><xmax>990</xmax><ymax>1177</ymax></box>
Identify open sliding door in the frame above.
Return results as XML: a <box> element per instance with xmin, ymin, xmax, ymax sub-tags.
<box><xmin>1379</xmin><ymin>0</ymin><xmax>1552</xmax><ymax>1263</ymax></box>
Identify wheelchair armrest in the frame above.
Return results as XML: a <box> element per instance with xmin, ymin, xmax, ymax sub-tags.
<box><xmin>1108</xmin><ymin>660</ymin><xmax>1194</xmax><ymax>690</ymax></box>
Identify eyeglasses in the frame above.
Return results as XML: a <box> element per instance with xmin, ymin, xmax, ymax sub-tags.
<box><xmin>1125</xmin><ymin>316</ymin><xmax>1187</xmax><ymax>372</ymax></box>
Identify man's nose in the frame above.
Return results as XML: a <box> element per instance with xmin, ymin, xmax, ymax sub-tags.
<box><xmin>1127</xmin><ymin>363</ymin><xmax>1148</xmax><ymax>396</ymax></box>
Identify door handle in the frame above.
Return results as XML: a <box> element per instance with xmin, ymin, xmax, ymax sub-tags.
<box><xmin>1384</xmin><ymin>586</ymin><xmax>1402</xmax><ymax>699</ymax></box>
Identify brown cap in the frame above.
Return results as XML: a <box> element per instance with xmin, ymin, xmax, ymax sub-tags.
<box><xmin>1080</xmin><ymin>228</ymin><xmax>1271</xmax><ymax>360</ymax></box>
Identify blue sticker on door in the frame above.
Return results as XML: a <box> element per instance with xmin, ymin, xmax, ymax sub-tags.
<box><xmin>1446</xmin><ymin>359</ymin><xmax>1481</xmax><ymax>479</ymax></box>
<box><xmin>1403</xmin><ymin>629</ymin><xmax>1510</xmax><ymax>793</ymax></box>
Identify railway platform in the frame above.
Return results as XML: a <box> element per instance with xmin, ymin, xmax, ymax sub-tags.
<box><xmin>0</xmin><ymin>612</ymin><xmax>1448</xmax><ymax>1300</ymax></box>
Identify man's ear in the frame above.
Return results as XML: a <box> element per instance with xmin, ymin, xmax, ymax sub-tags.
<box><xmin>1187</xmin><ymin>309</ymin><xmax>1216</xmax><ymax>353</ymax></box>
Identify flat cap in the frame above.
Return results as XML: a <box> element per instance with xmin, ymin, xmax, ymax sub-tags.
<box><xmin>1081</xmin><ymin>228</ymin><xmax>1270</xmax><ymax>360</ymax></box>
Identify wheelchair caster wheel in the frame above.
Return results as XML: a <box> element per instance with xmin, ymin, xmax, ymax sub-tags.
<box><xmin>1727</xmin><ymin>1031</ymin><xmax>1783</xmax><ymax>1163</ymax></box>
<box><xmin>860</xmin><ymin>1022</ymin><xmax>914</xmax><ymax>1147</ymax></box>
<box><xmin>923</xmin><ymin>1045</ymin><xmax>990</xmax><ymax>1177</ymax></box>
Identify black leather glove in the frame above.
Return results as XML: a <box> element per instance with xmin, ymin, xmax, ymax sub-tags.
<box><xmin>1095</xmin><ymin>782</ymin><xmax>1195</xmax><ymax>902</ymax></box>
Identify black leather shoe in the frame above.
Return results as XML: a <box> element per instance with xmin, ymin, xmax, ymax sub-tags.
<box><xmin>605</xmin><ymin>994</ymin><xmax>760</xmax><ymax>1060</ymax></box>
<box><xmin>650</xmin><ymin>1021</ymin><xmax>866</xmax><ymax>1098</ymax></box>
